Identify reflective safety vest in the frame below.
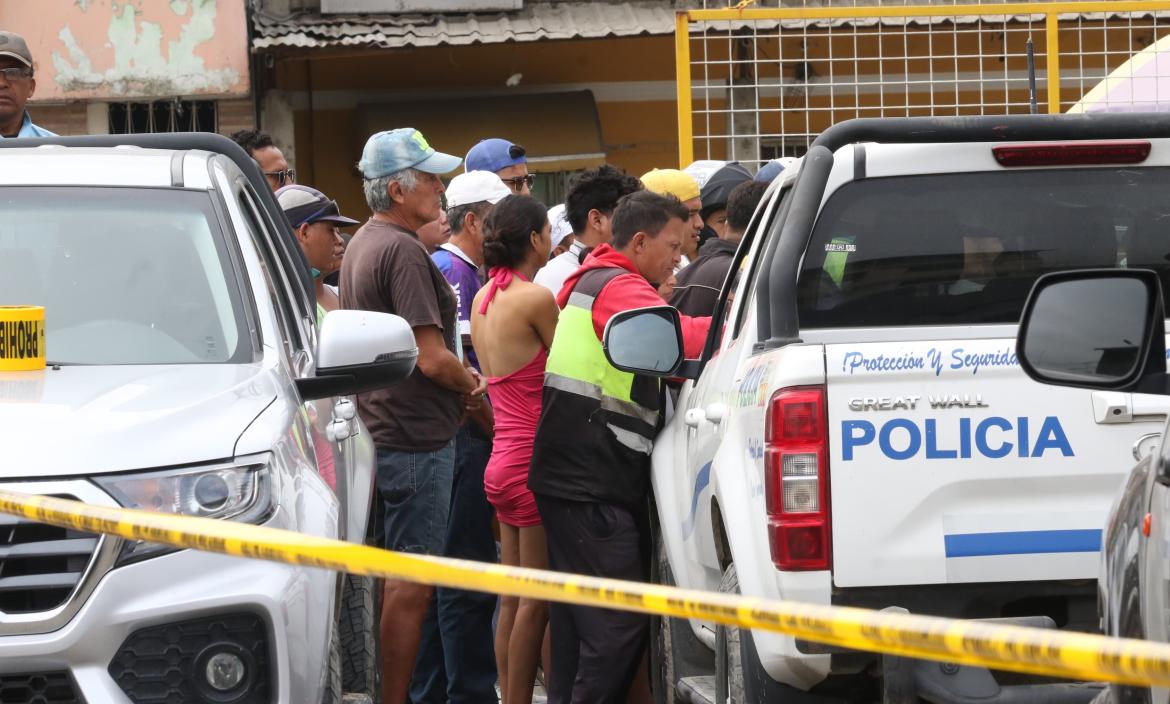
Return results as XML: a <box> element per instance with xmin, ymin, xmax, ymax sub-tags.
<box><xmin>529</xmin><ymin>267</ymin><xmax>663</xmax><ymax>507</ymax></box>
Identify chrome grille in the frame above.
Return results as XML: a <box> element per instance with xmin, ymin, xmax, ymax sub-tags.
<box><xmin>0</xmin><ymin>500</ymin><xmax>98</xmax><ymax>615</ymax></box>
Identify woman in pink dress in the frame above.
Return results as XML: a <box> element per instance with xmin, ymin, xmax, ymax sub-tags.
<box><xmin>471</xmin><ymin>195</ymin><xmax>558</xmax><ymax>704</ymax></box>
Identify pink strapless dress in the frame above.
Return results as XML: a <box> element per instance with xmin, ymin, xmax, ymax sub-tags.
<box><xmin>479</xmin><ymin>268</ymin><xmax>548</xmax><ymax>527</ymax></box>
<box><xmin>484</xmin><ymin>348</ymin><xmax>547</xmax><ymax>527</ymax></box>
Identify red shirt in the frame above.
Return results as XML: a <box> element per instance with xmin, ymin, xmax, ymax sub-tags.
<box><xmin>556</xmin><ymin>243</ymin><xmax>711</xmax><ymax>357</ymax></box>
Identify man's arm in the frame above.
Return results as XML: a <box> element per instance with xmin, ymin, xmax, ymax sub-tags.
<box><xmin>465</xmin><ymin>355</ymin><xmax>494</xmax><ymax>436</ymax></box>
<box><xmin>414</xmin><ymin>325</ymin><xmax>479</xmax><ymax>394</ymax></box>
<box><xmin>592</xmin><ymin>274</ymin><xmax>712</xmax><ymax>358</ymax></box>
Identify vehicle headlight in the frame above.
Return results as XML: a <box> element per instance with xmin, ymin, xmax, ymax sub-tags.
<box><xmin>93</xmin><ymin>460</ymin><xmax>273</xmax><ymax>565</ymax></box>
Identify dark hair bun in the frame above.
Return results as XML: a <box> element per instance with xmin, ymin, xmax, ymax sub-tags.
<box><xmin>483</xmin><ymin>195</ymin><xmax>549</xmax><ymax>269</ymax></box>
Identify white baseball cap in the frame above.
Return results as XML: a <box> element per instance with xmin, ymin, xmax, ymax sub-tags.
<box><xmin>548</xmin><ymin>203</ymin><xmax>574</xmax><ymax>249</ymax></box>
<box><xmin>683</xmin><ymin>160</ymin><xmax>727</xmax><ymax>189</ymax></box>
<box><xmin>446</xmin><ymin>170</ymin><xmax>512</xmax><ymax>209</ymax></box>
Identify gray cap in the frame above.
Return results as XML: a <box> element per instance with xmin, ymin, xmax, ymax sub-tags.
<box><xmin>0</xmin><ymin>32</ymin><xmax>32</xmax><ymax>69</ymax></box>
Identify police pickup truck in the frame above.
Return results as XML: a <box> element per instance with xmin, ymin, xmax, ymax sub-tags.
<box><xmin>604</xmin><ymin>114</ymin><xmax>1170</xmax><ymax>703</ymax></box>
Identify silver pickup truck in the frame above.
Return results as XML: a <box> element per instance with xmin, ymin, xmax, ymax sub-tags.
<box><xmin>0</xmin><ymin>133</ymin><xmax>415</xmax><ymax>703</ymax></box>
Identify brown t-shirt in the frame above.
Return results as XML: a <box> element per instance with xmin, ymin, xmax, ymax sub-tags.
<box><xmin>340</xmin><ymin>218</ymin><xmax>462</xmax><ymax>452</ymax></box>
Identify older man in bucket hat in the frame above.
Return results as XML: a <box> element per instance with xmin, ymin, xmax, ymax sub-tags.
<box><xmin>340</xmin><ymin>128</ymin><xmax>488</xmax><ymax>704</ymax></box>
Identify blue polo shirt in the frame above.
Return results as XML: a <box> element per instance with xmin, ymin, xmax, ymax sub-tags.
<box><xmin>0</xmin><ymin>113</ymin><xmax>56</xmax><ymax>139</ymax></box>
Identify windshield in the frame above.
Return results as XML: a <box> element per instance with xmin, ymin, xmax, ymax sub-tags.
<box><xmin>0</xmin><ymin>187</ymin><xmax>249</xmax><ymax>365</ymax></box>
<box><xmin>797</xmin><ymin>167</ymin><xmax>1170</xmax><ymax>328</ymax></box>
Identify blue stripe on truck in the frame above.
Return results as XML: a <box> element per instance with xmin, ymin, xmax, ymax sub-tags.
<box><xmin>944</xmin><ymin>529</ymin><xmax>1103</xmax><ymax>558</ymax></box>
<box><xmin>682</xmin><ymin>462</ymin><xmax>712</xmax><ymax>540</ymax></box>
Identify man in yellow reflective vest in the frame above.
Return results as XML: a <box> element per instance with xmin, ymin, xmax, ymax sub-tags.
<box><xmin>529</xmin><ymin>190</ymin><xmax>712</xmax><ymax>703</ymax></box>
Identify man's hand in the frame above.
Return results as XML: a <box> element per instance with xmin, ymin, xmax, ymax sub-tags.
<box><xmin>464</xmin><ymin>368</ymin><xmax>488</xmax><ymax>412</ymax></box>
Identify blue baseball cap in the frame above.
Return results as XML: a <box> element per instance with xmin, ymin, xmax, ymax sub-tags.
<box><xmin>465</xmin><ymin>138</ymin><xmax>526</xmax><ymax>174</ymax></box>
<box><xmin>359</xmin><ymin>128</ymin><xmax>462</xmax><ymax>180</ymax></box>
<box><xmin>755</xmin><ymin>157</ymin><xmax>797</xmax><ymax>184</ymax></box>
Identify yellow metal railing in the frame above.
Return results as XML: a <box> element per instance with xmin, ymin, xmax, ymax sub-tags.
<box><xmin>676</xmin><ymin>1</ymin><xmax>1170</xmax><ymax>167</ymax></box>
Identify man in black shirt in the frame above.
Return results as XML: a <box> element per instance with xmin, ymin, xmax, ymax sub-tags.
<box><xmin>671</xmin><ymin>180</ymin><xmax>768</xmax><ymax>317</ymax></box>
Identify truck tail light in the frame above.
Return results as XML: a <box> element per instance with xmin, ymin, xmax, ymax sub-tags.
<box><xmin>992</xmin><ymin>141</ymin><xmax>1150</xmax><ymax>167</ymax></box>
<box><xmin>764</xmin><ymin>386</ymin><xmax>830</xmax><ymax>571</ymax></box>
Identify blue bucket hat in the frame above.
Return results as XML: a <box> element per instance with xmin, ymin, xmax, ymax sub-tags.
<box><xmin>465</xmin><ymin>138</ymin><xmax>526</xmax><ymax>174</ymax></box>
<box><xmin>359</xmin><ymin>128</ymin><xmax>462</xmax><ymax>180</ymax></box>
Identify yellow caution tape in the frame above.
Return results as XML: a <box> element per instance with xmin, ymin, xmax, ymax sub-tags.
<box><xmin>0</xmin><ymin>306</ymin><xmax>45</xmax><ymax>371</ymax></box>
<box><xmin>2</xmin><ymin>488</ymin><xmax>1169</xmax><ymax>688</ymax></box>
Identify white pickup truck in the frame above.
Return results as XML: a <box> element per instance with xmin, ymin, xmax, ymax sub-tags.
<box><xmin>612</xmin><ymin>114</ymin><xmax>1170</xmax><ymax>703</ymax></box>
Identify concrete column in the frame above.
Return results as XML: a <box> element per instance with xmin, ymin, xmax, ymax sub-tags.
<box><xmin>729</xmin><ymin>35</ymin><xmax>759</xmax><ymax>164</ymax></box>
<box><xmin>729</xmin><ymin>85</ymin><xmax>759</xmax><ymax>163</ymax></box>
<box><xmin>85</xmin><ymin>102</ymin><xmax>109</xmax><ymax>135</ymax></box>
<box><xmin>261</xmin><ymin>89</ymin><xmax>296</xmax><ymax>169</ymax></box>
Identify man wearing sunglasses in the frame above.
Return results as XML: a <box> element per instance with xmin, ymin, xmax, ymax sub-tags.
<box><xmin>0</xmin><ymin>31</ymin><xmax>55</xmax><ymax>139</ymax></box>
<box><xmin>231</xmin><ymin>129</ymin><xmax>295</xmax><ymax>192</ymax></box>
<box><xmin>465</xmin><ymin>138</ymin><xmax>534</xmax><ymax>195</ymax></box>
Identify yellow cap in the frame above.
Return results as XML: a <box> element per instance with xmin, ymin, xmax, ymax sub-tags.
<box><xmin>640</xmin><ymin>168</ymin><xmax>700</xmax><ymax>202</ymax></box>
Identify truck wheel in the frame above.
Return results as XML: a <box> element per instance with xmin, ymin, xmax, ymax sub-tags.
<box><xmin>324</xmin><ymin>622</ymin><xmax>342</xmax><ymax>704</ymax></box>
<box><xmin>651</xmin><ymin>533</ymin><xmax>714</xmax><ymax>704</ymax></box>
<box><xmin>339</xmin><ymin>574</ymin><xmax>380</xmax><ymax>701</ymax></box>
<box><xmin>651</xmin><ymin>536</ymin><xmax>680</xmax><ymax>704</ymax></box>
<box><xmin>717</xmin><ymin>563</ymin><xmax>825</xmax><ymax>703</ymax></box>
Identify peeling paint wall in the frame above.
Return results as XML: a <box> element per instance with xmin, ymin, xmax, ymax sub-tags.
<box><xmin>1</xmin><ymin>0</ymin><xmax>250</xmax><ymax>101</ymax></box>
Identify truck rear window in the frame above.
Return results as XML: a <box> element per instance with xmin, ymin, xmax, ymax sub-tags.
<box><xmin>797</xmin><ymin>167</ymin><xmax>1170</xmax><ymax>327</ymax></box>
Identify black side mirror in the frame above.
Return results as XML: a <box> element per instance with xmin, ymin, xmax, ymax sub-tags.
<box><xmin>602</xmin><ymin>306</ymin><xmax>686</xmax><ymax>377</ymax></box>
<box><xmin>1017</xmin><ymin>269</ymin><xmax>1167</xmax><ymax>393</ymax></box>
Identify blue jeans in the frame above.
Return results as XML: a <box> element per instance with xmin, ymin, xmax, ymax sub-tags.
<box><xmin>410</xmin><ymin>423</ymin><xmax>500</xmax><ymax>704</ymax></box>
<box><xmin>376</xmin><ymin>440</ymin><xmax>455</xmax><ymax>555</ymax></box>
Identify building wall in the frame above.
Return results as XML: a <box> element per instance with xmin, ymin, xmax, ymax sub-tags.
<box><xmin>267</xmin><ymin>34</ymin><xmax>680</xmax><ymax>214</ymax></box>
<box><xmin>26</xmin><ymin>98</ymin><xmax>254</xmax><ymax>137</ymax></box>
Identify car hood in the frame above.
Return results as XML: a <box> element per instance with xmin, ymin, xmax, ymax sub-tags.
<box><xmin>0</xmin><ymin>364</ymin><xmax>279</xmax><ymax>477</ymax></box>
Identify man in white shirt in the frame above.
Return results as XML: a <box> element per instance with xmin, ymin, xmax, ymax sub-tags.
<box><xmin>534</xmin><ymin>165</ymin><xmax>642</xmax><ymax>296</ymax></box>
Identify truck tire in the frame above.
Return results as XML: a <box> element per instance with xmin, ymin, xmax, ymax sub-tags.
<box><xmin>715</xmin><ymin>564</ymin><xmax>748</xmax><ymax>704</ymax></box>
<box><xmin>651</xmin><ymin>529</ymin><xmax>715</xmax><ymax>704</ymax></box>
<box><xmin>339</xmin><ymin>573</ymin><xmax>380</xmax><ymax>701</ymax></box>
<box><xmin>718</xmin><ymin>563</ymin><xmax>781</xmax><ymax>703</ymax></box>
<box><xmin>324</xmin><ymin>622</ymin><xmax>342</xmax><ymax>704</ymax></box>
<box><xmin>716</xmin><ymin>563</ymin><xmax>837</xmax><ymax>703</ymax></box>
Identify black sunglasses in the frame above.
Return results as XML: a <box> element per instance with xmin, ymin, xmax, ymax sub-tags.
<box><xmin>265</xmin><ymin>168</ymin><xmax>297</xmax><ymax>187</ymax></box>
<box><xmin>502</xmin><ymin>174</ymin><xmax>535</xmax><ymax>191</ymax></box>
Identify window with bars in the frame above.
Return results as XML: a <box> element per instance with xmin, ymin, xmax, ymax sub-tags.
<box><xmin>108</xmin><ymin>101</ymin><xmax>218</xmax><ymax>134</ymax></box>
<box><xmin>760</xmin><ymin>139</ymin><xmax>808</xmax><ymax>161</ymax></box>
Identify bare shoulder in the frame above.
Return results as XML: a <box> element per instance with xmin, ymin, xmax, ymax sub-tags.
<box><xmin>515</xmin><ymin>279</ymin><xmax>557</xmax><ymax>304</ymax></box>
<box><xmin>515</xmin><ymin>281</ymin><xmax>559</xmax><ymax>314</ymax></box>
<box><xmin>471</xmin><ymin>283</ymin><xmax>488</xmax><ymax>309</ymax></box>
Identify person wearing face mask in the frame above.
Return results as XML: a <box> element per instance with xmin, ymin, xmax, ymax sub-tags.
<box><xmin>275</xmin><ymin>185</ymin><xmax>359</xmax><ymax>496</ymax></box>
<box><xmin>671</xmin><ymin>179</ymin><xmax>768</xmax><ymax>318</ymax></box>
<box><xmin>276</xmin><ymin>185</ymin><xmax>359</xmax><ymax>323</ymax></box>
<box><xmin>529</xmin><ymin>190</ymin><xmax>712</xmax><ymax>704</ymax></box>
<box><xmin>695</xmin><ymin>162</ymin><xmax>753</xmax><ymax>252</ymax></box>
